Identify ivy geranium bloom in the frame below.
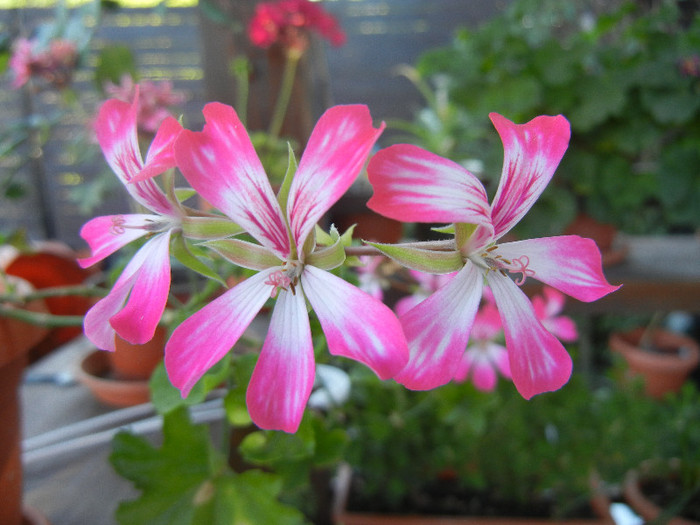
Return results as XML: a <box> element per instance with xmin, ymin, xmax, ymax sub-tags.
<box><xmin>367</xmin><ymin>113</ymin><xmax>619</xmax><ymax>399</ymax></box>
<box><xmin>78</xmin><ymin>91</ymin><xmax>183</xmax><ymax>351</ymax></box>
<box><xmin>166</xmin><ymin>102</ymin><xmax>408</xmax><ymax>433</ymax></box>
<box><xmin>533</xmin><ymin>286</ymin><xmax>579</xmax><ymax>343</ymax></box>
<box><xmin>454</xmin><ymin>302</ymin><xmax>511</xmax><ymax>392</ymax></box>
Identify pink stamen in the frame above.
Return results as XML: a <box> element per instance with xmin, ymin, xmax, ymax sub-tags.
<box><xmin>509</xmin><ymin>255</ymin><xmax>535</xmax><ymax>286</ymax></box>
<box><xmin>265</xmin><ymin>271</ymin><xmax>292</xmax><ymax>298</ymax></box>
<box><xmin>110</xmin><ymin>216</ymin><xmax>126</xmax><ymax>235</ymax></box>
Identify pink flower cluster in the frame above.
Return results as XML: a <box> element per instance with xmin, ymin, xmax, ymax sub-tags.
<box><xmin>9</xmin><ymin>37</ymin><xmax>79</xmax><ymax>89</ymax></box>
<box><xmin>248</xmin><ymin>0</ymin><xmax>346</xmax><ymax>54</ymax></box>
<box><xmin>79</xmin><ymin>85</ymin><xmax>618</xmax><ymax>434</ymax></box>
<box><xmin>104</xmin><ymin>75</ymin><xmax>186</xmax><ymax>134</ymax></box>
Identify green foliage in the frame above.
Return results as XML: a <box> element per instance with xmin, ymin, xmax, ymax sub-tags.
<box><xmin>110</xmin><ymin>406</ymin><xmax>307</xmax><ymax>525</ymax></box>
<box><xmin>410</xmin><ymin>0</ymin><xmax>700</xmax><ymax>235</ymax></box>
<box><xmin>343</xmin><ymin>365</ymin><xmax>689</xmax><ymax>518</ymax></box>
<box><xmin>94</xmin><ymin>44</ymin><xmax>138</xmax><ymax>90</ymax></box>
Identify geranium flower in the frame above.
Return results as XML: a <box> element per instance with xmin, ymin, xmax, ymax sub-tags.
<box><xmin>248</xmin><ymin>0</ymin><xmax>345</xmax><ymax>54</ymax></box>
<box><xmin>78</xmin><ymin>88</ymin><xmax>183</xmax><ymax>351</ymax></box>
<box><xmin>355</xmin><ymin>255</ymin><xmax>386</xmax><ymax>301</ymax></box>
<box><xmin>454</xmin><ymin>302</ymin><xmax>511</xmax><ymax>391</ymax></box>
<box><xmin>367</xmin><ymin>112</ymin><xmax>619</xmax><ymax>399</ymax></box>
<box><xmin>105</xmin><ymin>75</ymin><xmax>186</xmax><ymax>134</ymax></box>
<box><xmin>9</xmin><ymin>37</ymin><xmax>78</xmax><ymax>89</ymax></box>
<box><xmin>165</xmin><ymin>102</ymin><xmax>408</xmax><ymax>433</ymax></box>
<box><xmin>532</xmin><ymin>286</ymin><xmax>578</xmax><ymax>343</ymax></box>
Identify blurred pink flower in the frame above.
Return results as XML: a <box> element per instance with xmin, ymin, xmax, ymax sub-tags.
<box><xmin>105</xmin><ymin>75</ymin><xmax>186</xmax><ymax>134</ymax></box>
<box><xmin>394</xmin><ymin>269</ymin><xmax>456</xmax><ymax>317</ymax></box>
<box><xmin>248</xmin><ymin>0</ymin><xmax>345</xmax><ymax>54</ymax></box>
<box><xmin>454</xmin><ymin>302</ymin><xmax>511</xmax><ymax>391</ymax></box>
<box><xmin>532</xmin><ymin>286</ymin><xmax>579</xmax><ymax>343</ymax></box>
<box><xmin>9</xmin><ymin>37</ymin><xmax>78</xmax><ymax>89</ymax></box>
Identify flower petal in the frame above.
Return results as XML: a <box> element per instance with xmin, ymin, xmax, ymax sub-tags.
<box><xmin>165</xmin><ymin>268</ymin><xmax>275</xmax><ymax>397</ymax></box>
<box><xmin>470</xmin><ymin>358</ymin><xmax>498</xmax><ymax>392</ymax></box>
<box><xmin>301</xmin><ymin>265</ymin><xmax>408</xmax><ymax>379</ymax></box>
<box><xmin>489</xmin><ymin>113</ymin><xmax>571</xmax><ymax>238</ymax></box>
<box><xmin>246</xmin><ymin>289</ymin><xmax>315</xmax><ymax>433</ymax></box>
<box><xmin>109</xmin><ymin>232</ymin><xmax>172</xmax><ymax>344</ymax></box>
<box><xmin>175</xmin><ymin>102</ymin><xmax>290</xmax><ymax>258</ymax></box>
<box><xmin>95</xmin><ymin>98</ymin><xmax>142</xmax><ymax>185</ymax></box>
<box><xmin>77</xmin><ymin>214</ymin><xmax>152</xmax><ymax>268</ymax></box>
<box><xmin>486</xmin><ymin>271</ymin><xmax>573</xmax><ymax>399</ymax></box>
<box><xmin>83</xmin><ymin>277</ymin><xmax>133</xmax><ymax>352</ymax></box>
<box><xmin>131</xmin><ymin>115</ymin><xmax>182</xmax><ymax>182</ymax></box>
<box><xmin>288</xmin><ymin>105</ymin><xmax>384</xmax><ymax>250</ymax></box>
<box><xmin>497</xmin><ymin>235</ymin><xmax>620</xmax><ymax>302</ymax></box>
<box><xmin>394</xmin><ymin>264</ymin><xmax>482</xmax><ymax>390</ymax></box>
<box><xmin>367</xmin><ymin>144</ymin><xmax>492</xmax><ymax>226</ymax></box>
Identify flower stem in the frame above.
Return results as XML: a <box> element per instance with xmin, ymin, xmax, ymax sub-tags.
<box><xmin>267</xmin><ymin>51</ymin><xmax>300</xmax><ymax>142</ymax></box>
<box><xmin>344</xmin><ymin>239</ymin><xmax>456</xmax><ymax>257</ymax></box>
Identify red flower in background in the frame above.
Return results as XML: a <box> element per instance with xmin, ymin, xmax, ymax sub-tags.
<box><xmin>249</xmin><ymin>0</ymin><xmax>345</xmax><ymax>54</ymax></box>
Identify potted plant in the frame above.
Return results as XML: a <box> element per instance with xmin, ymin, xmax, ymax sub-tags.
<box><xmin>621</xmin><ymin>383</ymin><xmax>700</xmax><ymax>524</ymax></box>
<box><xmin>609</xmin><ymin>320</ymin><xmax>700</xmax><ymax>399</ymax></box>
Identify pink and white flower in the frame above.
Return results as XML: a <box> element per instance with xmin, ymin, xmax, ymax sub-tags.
<box><xmin>454</xmin><ymin>302</ymin><xmax>511</xmax><ymax>391</ymax></box>
<box><xmin>394</xmin><ymin>269</ymin><xmax>456</xmax><ymax>317</ymax></box>
<box><xmin>367</xmin><ymin>112</ymin><xmax>619</xmax><ymax>399</ymax></box>
<box><xmin>165</xmin><ymin>102</ymin><xmax>408</xmax><ymax>433</ymax></box>
<box><xmin>78</xmin><ymin>88</ymin><xmax>183</xmax><ymax>351</ymax></box>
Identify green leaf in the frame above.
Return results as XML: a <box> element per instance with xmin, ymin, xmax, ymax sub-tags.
<box><xmin>94</xmin><ymin>45</ymin><xmax>137</xmax><ymax>90</ymax></box>
<box><xmin>171</xmin><ymin>234</ymin><xmax>226</xmax><ymax>286</ymax></box>
<box><xmin>175</xmin><ymin>188</ymin><xmax>198</xmax><ymax>203</ymax></box>
<box><xmin>150</xmin><ymin>356</ymin><xmax>231</xmax><ymax>415</ymax></box>
<box><xmin>227</xmin><ymin>471</ymin><xmax>308</xmax><ymax>525</ymax></box>
<box><xmin>205</xmin><ymin>239</ymin><xmax>282</xmax><ymax>270</ymax></box>
<box><xmin>366</xmin><ymin>242</ymin><xmax>462</xmax><ymax>274</ymax></box>
<box><xmin>110</xmin><ymin>407</ymin><xmax>220</xmax><ymax>525</ymax></box>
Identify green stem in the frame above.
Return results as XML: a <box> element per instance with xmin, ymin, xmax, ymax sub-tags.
<box><xmin>0</xmin><ymin>284</ymin><xmax>106</xmax><ymax>304</ymax></box>
<box><xmin>0</xmin><ymin>304</ymin><xmax>84</xmax><ymax>327</ymax></box>
<box><xmin>267</xmin><ymin>52</ymin><xmax>300</xmax><ymax>142</ymax></box>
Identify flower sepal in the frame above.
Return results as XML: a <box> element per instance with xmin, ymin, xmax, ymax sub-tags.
<box><xmin>366</xmin><ymin>241</ymin><xmax>463</xmax><ymax>274</ymax></box>
<box><xmin>182</xmin><ymin>216</ymin><xmax>245</xmax><ymax>240</ymax></box>
<box><xmin>170</xmin><ymin>233</ymin><xmax>227</xmax><ymax>286</ymax></box>
<box><xmin>205</xmin><ymin>239</ymin><xmax>283</xmax><ymax>271</ymax></box>
<box><xmin>306</xmin><ymin>232</ymin><xmax>346</xmax><ymax>271</ymax></box>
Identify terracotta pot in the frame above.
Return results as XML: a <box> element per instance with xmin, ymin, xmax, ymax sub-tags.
<box><xmin>109</xmin><ymin>326</ymin><xmax>166</xmax><ymax>381</ymax></box>
<box><xmin>3</xmin><ymin>241</ymin><xmax>94</xmax><ymax>361</ymax></box>
<box><xmin>623</xmin><ymin>467</ymin><xmax>699</xmax><ymax>525</ymax></box>
<box><xmin>0</xmin><ymin>277</ymin><xmax>50</xmax><ymax>525</ymax></box>
<box><xmin>610</xmin><ymin>328</ymin><xmax>700</xmax><ymax>399</ymax></box>
<box><xmin>564</xmin><ymin>214</ymin><xmax>627</xmax><ymax>266</ymax></box>
<box><xmin>77</xmin><ymin>350</ymin><xmax>151</xmax><ymax>407</ymax></box>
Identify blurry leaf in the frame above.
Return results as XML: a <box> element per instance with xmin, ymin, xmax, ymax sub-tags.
<box><xmin>94</xmin><ymin>45</ymin><xmax>137</xmax><ymax>90</ymax></box>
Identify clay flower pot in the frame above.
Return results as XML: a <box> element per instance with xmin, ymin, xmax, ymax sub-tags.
<box><xmin>610</xmin><ymin>328</ymin><xmax>700</xmax><ymax>399</ymax></box>
<box><xmin>623</xmin><ymin>465</ymin><xmax>699</xmax><ymax>525</ymax></box>
<box><xmin>109</xmin><ymin>325</ymin><xmax>166</xmax><ymax>381</ymax></box>
<box><xmin>0</xmin><ymin>276</ymin><xmax>50</xmax><ymax>525</ymax></box>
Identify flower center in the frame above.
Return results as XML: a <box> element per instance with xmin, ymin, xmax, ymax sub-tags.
<box><xmin>265</xmin><ymin>260</ymin><xmax>304</xmax><ymax>298</ymax></box>
<box><xmin>470</xmin><ymin>245</ymin><xmax>535</xmax><ymax>286</ymax></box>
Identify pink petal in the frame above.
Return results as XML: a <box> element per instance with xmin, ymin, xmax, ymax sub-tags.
<box><xmin>542</xmin><ymin>286</ymin><xmax>566</xmax><ymax>316</ymax></box>
<box><xmin>246</xmin><ymin>289</ymin><xmax>315</xmax><ymax>433</ymax></box>
<box><xmin>470</xmin><ymin>358</ymin><xmax>498</xmax><ymax>392</ymax></box>
<box><xmin>288</xmin><ymin>105</ymin><xmax>384</xmax><ymax>250</ymax></box>
<box><xmin>83</xmin><ymin>278</ymin><xmax>133</xmax><ymax>352</ymax></box>
<box><xmin>394</xmin><ymin>264</ymin><xmax>483</xmax><ymax>390</ymax></box>
<box><xmin>489</xmin><ymin>113</ymin><xmax>571</xmax><ymax>238</ymax></box>
<box><xmin>301</xmin><ymin>265</ymin><xmax>408</xmax><ymax>379</ymax></box>
<box><xmin>470</xmin><ymin>302</ymin><xmax>502</xmax><ymax>341</ymax></box>
<box><xmin>109</xmin><ymin>232</ymin><xmax>172</xmax><ymax>344</ymax></box>
<box><xmin>95</xmin><ymin>98</ymin><xmax>142</xmax><ymax>184</ymax></box>
<box><xmin>165</xmin><ymin>268</ymin><xmax>276</xmax><ymax>397</ymax></box>
<box><xmin>490</xmin><ymin>342</ymin><xmax>512</xmax><ymax>379</ymax></box>
<box><xmin>130</xmin><ymin>115</ymin><xmax>182</xmax><ymax>183</ymax></box>
<box><xmin>367</xmin><ymin>144</ymin><xmax>492</xmax><ymax>226</ymax></box>
<box><xmin>394</xmin><ymin>293</ymin><xmax>426</xmax><ymax>318</ymax></box>
<box><xmin>486</xmin><ymin>271</ymin><xmax>573</xmax><ymax>399</ymax></box>
<box><xmin>497</xmin><ymin>236</ymin><xmax>620</xmax><ymax>302</ymax></box>
<box><xmin>175</xmin><ymin>102</ymin><xmax>290</xmax><ymax>259</ymax></box>
<box><xmin>542</xmin><ymin>316</ymin><xmax>579</xmax><ymax>343</ymax></box>
<box><xmin>78</xmin><ymin>214</ymin><xmax>152</xmax><ymax>268</ymax></box>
